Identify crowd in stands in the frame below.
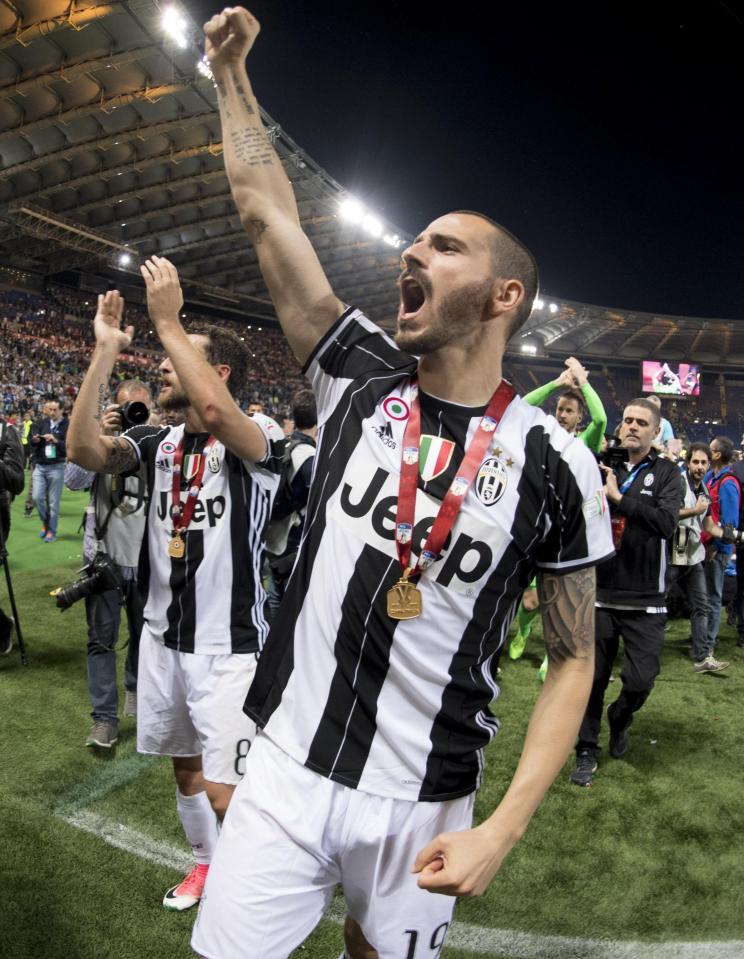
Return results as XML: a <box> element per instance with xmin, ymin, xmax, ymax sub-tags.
<box><xmin>0</xmin><ymin>287</ymin><xmax>306</xmax><ymax>422</ymax></box>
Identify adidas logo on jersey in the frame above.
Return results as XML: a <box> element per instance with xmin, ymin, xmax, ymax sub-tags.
<box><xmin>333</xmin><ymin>465</ymin><xmax>497</xmax><ymax>592</ymax></box>
<box><xmin>370</xmin><ymin>422</ymin><xmax>397</xmax><ymax>450</ymax></box>
<box><xmin>155</xmin><ymin>457</ymin><xmax>173</xmax><ymax>474</ymax></box>
<box><xmin>155</xmin><ymin>491</ymin><xmax>226</xmax><ymax>529</ymax></box>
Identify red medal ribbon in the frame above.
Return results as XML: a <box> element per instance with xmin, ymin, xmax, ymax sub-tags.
<box><xmin>171</xmin><ymin>434</ymin><xmax>217</xmax><ymax>535</ymax></box>
<box><xmin>395</xmin><ymin>380</ymin><xmax>515</xmax><ymax>579</ymax></box>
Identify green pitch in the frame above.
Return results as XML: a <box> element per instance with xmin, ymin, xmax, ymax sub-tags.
<box><xmin>3</xmin><ymin>485</ymin><xmax>744</xmax><ymax>958</ymax></box>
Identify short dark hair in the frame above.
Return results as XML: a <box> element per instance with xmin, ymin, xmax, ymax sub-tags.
<box><xmin>291</xmin><ymin>388</ymin><xmax>317</xmax><ymax>430</ymax></box>
<box><xmin>557</xmin><ymin>387</ymin><xmax>586</xmax><ymax>414</ymax></box>
<box><xmin>686</xmin><ymin>442</ymin><xmax>711</xmax><ymax>463</ymax></box>
<box><xmin>115</xmin><ymin>379</ymin><xmax>151</xmax><ymax>403</ymax></box>
<box><xmin>712</xmin><ymin>436</ymin><xmax>735</xmax><ymax>464</ymax></box>
<box><xmin>452</xmin><ymin>211</ymin><xmax>539</xmax><ymax>337</ymax></box>
<box><xmin>626</xmin><ymin>397</ymin><xmax>660</xmax><ymax>428</ymax></box>
<box><xmin>187</xmin><ymin>323</ymin><xmax>250</xmax><ymax>399</ymax></box>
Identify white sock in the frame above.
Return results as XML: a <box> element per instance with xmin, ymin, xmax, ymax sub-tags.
<box><xmin>176</xmin><ymin>788</ymin><xmax>218</xmax><ymax>866</ymax></box>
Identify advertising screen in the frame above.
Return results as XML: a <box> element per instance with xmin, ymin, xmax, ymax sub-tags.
<box><xmin>641</xmin><ymin>361</ymin><xmax>700</xmax><ymax>397</ymax></box>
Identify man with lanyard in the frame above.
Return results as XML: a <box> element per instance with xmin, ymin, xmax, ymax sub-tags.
<box><xmin>700</xmin><ymin>436</ymin><xmax>739</xmax><ymax>670</ymax></box>
<box><xmin>509</xmin><ymin>356</ymin><xmax>607</xmax><ymax>677</ymax></box>
<box><xmin>667</xmin><ymin>443</ymin><xmax>725</xmax><ymax>671</ymax></box>
<box><xmin>29</xmin><ymin>398</ymin><xmax>68</xmax><ymax>542</ymax></box>
<box><xmin>571</xmin><ymin>398</ymin><xmax>684</xmax><ymax>787</ymax></box>
<box><xmin>192</xmin><ymin>10</ymin><xmax>614</xmax><ymax>959</ymax></box>
<box><xmin>64</xmin><ymin>380</ymin><xmax>154</xmax><ymax>748</ymax></box>
<box><xmin>67</xmin><ymin>273</ymin><xmax>284</xmax><ymax>912</ymax></box>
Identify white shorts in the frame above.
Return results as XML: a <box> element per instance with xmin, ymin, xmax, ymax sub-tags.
<box><xmin>136</xmin><ymin>626</ymin><xmax>257</xmax><ymax>785</ymax></box>
<box><xmin>192</xmin><ymin>732</ymin><xmax>474</xmax><ymax>959</ymax></box>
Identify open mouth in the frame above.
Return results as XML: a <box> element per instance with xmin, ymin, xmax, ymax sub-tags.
<box><xmin>398</xmin><ymin>277</ymin><xmax>427</xmax><ymax>319</ymax></box>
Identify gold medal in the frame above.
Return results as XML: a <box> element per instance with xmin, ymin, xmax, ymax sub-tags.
<box><xmin>168</xmin><ymin>532</ymin><xmax>185</xmax><ymax>559</ymax></box>
<box><xmin>387</xmin><ymin>577</ymin><xmax>422</xmax><ymax>620</ymax></box>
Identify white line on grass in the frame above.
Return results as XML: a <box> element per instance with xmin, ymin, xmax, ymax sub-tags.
<box><xmin>57</xmin><ymin>810</ymin><xmax>744</xmax><ymax>959</ymax></box>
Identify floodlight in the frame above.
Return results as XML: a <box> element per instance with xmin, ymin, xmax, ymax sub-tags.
<box><xmin>548</xmin><ymin>302</ymin><xmax>558</xmax><ymax>314</ymax></box>
<box><xmin>118</xmin><ymin>252</ymin><xmax>131</xmax><ymax>266</ymax></box>
<box><xmin>383</xmin><ymin>233</ymin><xmax>402</xmax><ymax>247</ymax></box>
<box><xmin>533</xmin><ymin>298</ymin><xmax>544</xmax><ymax>310</ymax></box>
<box><xmin>362</xmin><ymin>215</ymin><xmax>383</xmax><ymax>238</ymax></box>
<box><xmin>162</xmin><ymin>6</ymin><xmax>188</xmax><ymax>48</ymax></box>
<box><xmin>339</xmin><ymin>198</ymin><xmax>365</xmax><ymax>223</ymax></box>
<box><xmin>197</xmin><ymin>56</ymin><xmax>213</xmax><ymax>80</ymax></box>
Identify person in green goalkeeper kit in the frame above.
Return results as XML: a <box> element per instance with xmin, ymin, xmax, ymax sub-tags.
<box><xmin>509</xmin><ymin>356</ymin><xmax>607</xmax><ymax>679</ymax></box>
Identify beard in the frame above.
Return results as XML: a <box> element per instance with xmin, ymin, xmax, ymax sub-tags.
<box><xmin>394</xmin><ymin>278</ymin><xmax>493</xmax><ymax>355</ymax></box>
<box><xmin>158</xmin><ymin>385</ymin><xmax>190</xmax><ymax>412</ymax></box>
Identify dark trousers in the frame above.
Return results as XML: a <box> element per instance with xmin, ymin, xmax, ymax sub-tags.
<box><xmin>577</xmin><ymin>607</ymin><xmax>666</xmax><ymax>755</ymax></box>
<box><xmin>667</xmin><ymin>562</ymin><xmax>709</xmax><ymax>662</ymax></box>
<box><xmin>86</xmin><ymin>579</ymin><xmax>144</xmax><ymax>724</ymax></box>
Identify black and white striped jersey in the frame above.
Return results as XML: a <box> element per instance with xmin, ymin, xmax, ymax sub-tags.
<box><xmin>245</xmin><ymin>308</ymin><xmax>614</xmax><ymax>801</ymax></box>
<box><xmin>123</xmin><ymin>415</ymin><xmax>284</xmax><ymax>655</ymax></box>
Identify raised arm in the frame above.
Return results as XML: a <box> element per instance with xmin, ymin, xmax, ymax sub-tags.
<box><xmin>412</xmin><ymin>566</ymin><xmax>595</xmax><ymax>896</ymax></box>
<box><xmin>140</xmin><ymin>256</ymin><xmax>269</xmax><ymax>462</ymax></box>
<box><xmin>66</xmin><ymin>292</ymin><xmax>138</xmax><ymax>475</ymax></box>
<box><xmin>204</xmin><ymin>7</ymin><xmax>343</xmax><ymax>364</ymax></box>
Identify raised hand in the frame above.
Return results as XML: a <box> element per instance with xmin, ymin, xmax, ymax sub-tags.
<box><xmin>94</xmin><ymin>290</ymin><xmax>133</xmax><ymax>352</ymax></box>
<box><xmin>140</xmin><ymin>256</ymin><xmax>184</xmax><ymax>330</ymax></box>
<box><xmin>564</xmin><ymin>356</ymin><xmax>588</xmax><ymax>387</ymax></box>
<box><xmin>204</xmin><ymin>6</ymin><xmax>260</xmax><ymax>74</ymax></box>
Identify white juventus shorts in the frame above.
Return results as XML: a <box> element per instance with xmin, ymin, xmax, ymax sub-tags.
<box><xmin>191</xmin><ymin>732</ymin><xmax>474</xmax><ymax>959</ymax></box>
<box><xmin>136</xmin><ymin>626</ymin><xmax>257</xmax><ymax>785</ymax></box>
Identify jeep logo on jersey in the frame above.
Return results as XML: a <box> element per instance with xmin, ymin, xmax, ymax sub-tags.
<box><xmin>155</xmin><ymin>491</ymin><xmax>226</xmax><ymax>528</ymax></box>
<box><xmin>475</xmin><ymin>458</ymin><xmax>508</xmax><ymax>506</ymax></box>
<box><xmin>419</xmin><ymin>435</ymin><xmax>454</xmax><ymax>481</ymax></box>
<box><xmin>333</xmin><ymin>465</ymin><xmax>501</xmax><ymax>592</ymax></box>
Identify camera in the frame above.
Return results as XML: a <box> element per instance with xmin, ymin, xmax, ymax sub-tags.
<box><xmin>119</xmin><ymin>401</ymin><xmax>149</xmax><ymax>428</ymax></box>
<box><xmin>597</xmin><ymin>436</ymin><xmax>627</xmax><ymax>471</ymax></box>
<box><xmin>52</xmin><ymin>552</ymin><xmax>121</xmax><ymax>611</ymax></box>
<box><xmin>722</xmin><ymin>524</ymin><xmax>744</xmax><ymax>547</ymax></box>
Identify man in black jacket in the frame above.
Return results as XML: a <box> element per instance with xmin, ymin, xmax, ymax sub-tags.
<box><xmin>0</xmin><ymin>418</ymin><xmax>25</xmax><ymax>653</ymax></box>
<box><xmin>571</xmin><ymin>398</ymin><xmax>684</xmax><ymax>786</ymax></box>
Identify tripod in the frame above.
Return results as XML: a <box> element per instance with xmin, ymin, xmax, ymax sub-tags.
<box><xmin>0</xmin><ymin>508</ymin><xmax>28</xmax><ymax>666</ymax></box>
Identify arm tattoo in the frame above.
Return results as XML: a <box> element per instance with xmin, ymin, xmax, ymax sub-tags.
<box><xmin>537</xmin><ymin>567</ymin><xmax>596</xmax><ymax>664</ymax></box>
<box><xmin>215</xmin><ymin>79</ymin><xmax>231</xmax><ymax>118</ymax></box>
<box><xmin>229</xmin><ymin>68</ymin><xmax>256</xmax><ymax>115</ymax></box>
<box><xmin>94</xmin><ymin>383</ymin><xmax>107</xmax><ymax>423</ymax></box>
<box><xmin>105</xmin><ymin>437</ymin><xmax>137</xmax><ymax>474</ymax></box>
<box><xmin>229</xmin><ymin>127</ymin><xmax>276</xmax><ymax>167</ymax></box>
<box><xmin>248</xmin><ymin>218</ymin><xmax>268</xmax><ymax>244</ymax></box>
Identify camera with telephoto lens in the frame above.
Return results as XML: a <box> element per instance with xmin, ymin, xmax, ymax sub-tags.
<box><xmin>722</xmin><ymin>524</ymin><xmax>744</xmax><ymax>547</ymax></box>
<box><xmin>52</xmin><ymin>552</ymin><xmax>121</xmax><ymax>611</ymax></box>
<box><xmin>596</xmin><ymin>436</ymin><xmax>627</xmax><ymax>472</ymax></box>
<box><xmin>119</xmin><ymin>401</ymin><xmax>149</xmax><ymax>428</ymax></box>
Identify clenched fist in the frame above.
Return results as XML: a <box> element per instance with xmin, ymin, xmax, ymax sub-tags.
<box><xmin>204</xmin><ymin>6</ymin><xmax>260</xmax><ymax>74</ymax></box>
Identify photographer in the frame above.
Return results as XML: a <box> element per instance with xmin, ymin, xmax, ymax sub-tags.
<box><xmin>667</xmin><ymin>444</ymin><xmax>715</xmax><ymax>670</ymax></box>
<box><xmin>571</xmin><ymin>398</ymin><xmax>684</xmax><ymax>786</ymax></box>
<box><xmin>0</xmin><ymin>417</ymin><xmax>24</xmax><ymax>654</ymax></box>
<box><xmin>64</xmin><ymin>380</ymin><xmax>153</xmax><ymax>748</ymax></box>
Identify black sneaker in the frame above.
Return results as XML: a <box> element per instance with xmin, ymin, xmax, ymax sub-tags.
<box><xmin>570</xmin><ymin>750</ymin><xmax>597</xmax><ymax>787</ymax></box>
<box><xmin>23</xmin><ymin>505</ymin><xmax>33</xmax><ymax>518</ymax></box>
<box><xmin>607</xmin><ymin>703</ymin><xmax>632</xmax><ymax>758</ymax></box>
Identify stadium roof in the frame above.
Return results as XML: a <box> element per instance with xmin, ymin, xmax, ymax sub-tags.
<box><xmin>1</xmin><ymin>0</ymin><xmax>742</xmax><ymax>364</ymax></box>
